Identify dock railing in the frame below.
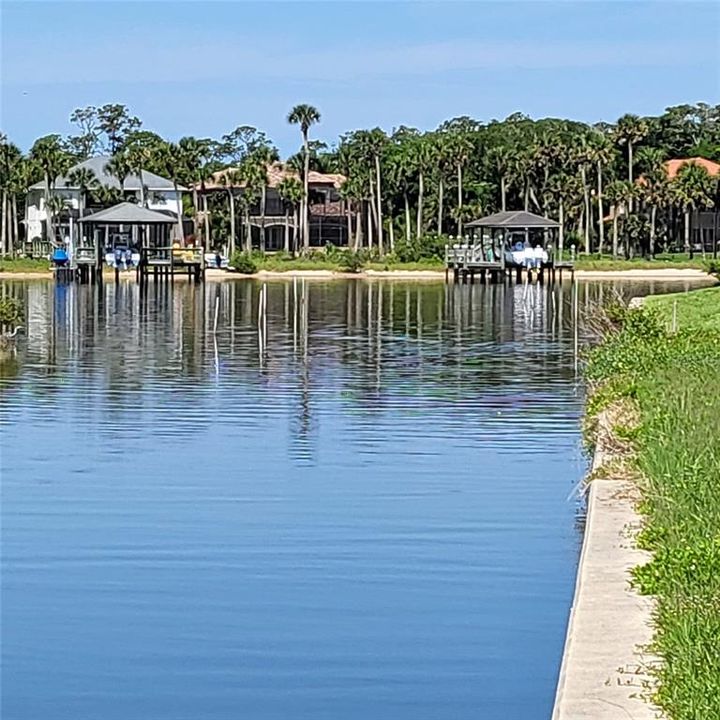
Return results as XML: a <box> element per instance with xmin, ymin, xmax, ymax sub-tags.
<box><xmin>445</xmin><ymin>241</ymin><xmax>499</xmax><ymax>267</ymax></box>
<box><xmin>74</xmin><ymin>246</ymin><xmax>96</xmax><ymax>265</ymax></box>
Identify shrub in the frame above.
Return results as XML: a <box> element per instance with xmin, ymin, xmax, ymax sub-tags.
<box><xmin>230</xmin><ymin>251</ymin><xmax>258</xmax><ymax>274</ymax></box>
<box><xmin>340</xmin><ymin>250</ymin><xmax>364</xmax><ymax>273</ymax></box>
<box><xmin>703</xmin><ymin>259</ymin><xmax>720</xmax><ymax>278</ymax></box>
<box><xmin>393</xmin><ymin>234</ymin><xmax>449</xmax><ymax>263</ymax></box>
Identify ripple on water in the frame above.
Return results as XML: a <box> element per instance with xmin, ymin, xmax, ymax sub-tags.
<box><xmin>0</xmin><ymin>279</ymin><xmax>600</xmax><ymax>720</ymax></box>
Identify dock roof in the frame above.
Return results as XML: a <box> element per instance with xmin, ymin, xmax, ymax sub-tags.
<box><xmin>466</xmin><ymin>211</ymin><xmax>559</xmax><ymax>229</ymax></box>
<box><xmin>79</xmin><ymin>202</ymin><xmax>178</xmax><ymax>224</ymax></box>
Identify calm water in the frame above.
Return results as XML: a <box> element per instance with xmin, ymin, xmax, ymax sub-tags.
<box><xmin>0</xmin><ymin>278</ymin><xmax>702</xmax><ymax>719</ymax></box>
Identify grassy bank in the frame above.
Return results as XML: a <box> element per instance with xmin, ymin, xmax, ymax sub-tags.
<box><xmin>229</xmin><ymin>250</ymin><xmax>717</xmax><ymax>275</ymax></box>
<box><xmin>0</xmin><ymin>257</ymin><xmax>51</xmax><ymax>273</ymax></box>
<box><xmin>1</xmin><ymin>252</ymin><xmax>715</xmax><ymax>277</ymax></box>
<box><xmin>573</xmin><ymin>253</ymin><xmax>713</xmax><ymax>272</ymax></box>
<box><xmin>585</xmin><ymin>288</ymin><xmax>720</xmax><ymax>719</ymax></box>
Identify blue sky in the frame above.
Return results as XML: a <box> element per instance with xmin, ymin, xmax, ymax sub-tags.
<box><xmin>1</xmin><ymin>1</ymin><xmax>719</xmax><ymax>156</ymax></box>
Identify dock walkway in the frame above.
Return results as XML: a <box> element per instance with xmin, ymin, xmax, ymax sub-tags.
<box><xmin>445</xmin><ymin>244</ymin><xmax>574</xmax><ymax>284</ymax></box>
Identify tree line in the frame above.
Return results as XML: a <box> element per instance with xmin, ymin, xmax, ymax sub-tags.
<box><xmin>1</xmin><ymin>101</ymin><xmax>719</xmax><ymax>259</ymax></box>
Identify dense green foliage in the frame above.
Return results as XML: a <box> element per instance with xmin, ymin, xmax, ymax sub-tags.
<box><xmin>2</xmin><ymin>102</ymin><xmax>719</xmax><ymax>260</ymax></box>
<box><xmin>229</xmin><ymin>251</ymin><xmax>259</xmax><ymax>274</ymax></box>
<box><xmin>573</xmin><ymin>253</ymin><xmax>711</xmax><ymax>271</ymax></box>
<box><xmin>0</xmin><ymin>257</ymin><xmax>50</xmax><ymax>273</ymax></box>
<box><xmin>586</xmin><ymin>289</ymin><xmax>720</xmax><ymax>719</ymax></box>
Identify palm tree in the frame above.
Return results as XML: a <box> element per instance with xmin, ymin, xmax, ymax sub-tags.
<box><xmin>67</xmin><ymin>167</ymin><xmax>98</xmax><ymax>250</ymax></box>
<box><xmin>386</xmin><ymin>126</ymin><xmax>420</xmax><ymax>245</ymax></box>
<box><xmin>614</xmin><ymin>114</ymin><xmax>648</xmax><ymax>212</ymax></box>
<box><xmin>0</xmin><ymin>137</ymin><xmax>25</xmax><ymax>256</ymax></box>
<box><xmin>412</xmin><ymin>135</ymin><xmax>435</xmax><ymax>240</ymax></box>
<box><xmin>216</xmin><ymin>169</ymin><xmax>242</xmax><ymax>257</ymax></box>
<box><xmin>153</xmin><ymin>142</ymin><xmax>187</xmax><ymax>245</ymax></box>
<box><xmin>104</xmin><ymin>154</ymin><xmax>132</xmax><ymax>195</ymax></box>
<box><xmin>364</xmin><ymin>129</ymin><xmax>388</xmax><ymax>254</ymax></box>
<box><xmin>447</xmin><ymin>131</ymin><xmax>473</xmax><ymax>236</ymax></box>
<box><xmin>177</xmin><ymin>136</ymin><xmax>218</xmax><ymax>248</ymax></box>
<box><xmin>245</xmin><ymin>144</ymin><xmax>279</xmax><ymax>252</ymax></box>
<box><xmin>238</xmin><ymin>158</ymin><xmax>265</xmax><ymax>252</ymax></box>
<box><xmin>671</xmin><ymin>163</ymin><xmax>715</xmax><ymax>257</ymax></box>
<box><xmin>287</xmin><ymin>104</ymin><xmax>321</xmax><ymax>252</ymax></box>
<box><xmin>572</xmin><ymin>135</ymin><xmax>594</xmax><ymax>253</ymax></box>
<box><xmin>29</xmin><ymin>135</ymin><xmax>72</xmax><ymax>245</ymax></box>
<box><xmin>277</xmin><ymin>176</ymin><xmax>304</xmax><ymax>254</ymax></box>
<box><xmin>67</xmin><ymin>167</ymin><xmax>98</xmax><ymax>219</ymax></box>
<box><xmin>636</xmin><ymin>147</ymin><xmax>667</xmax><ymax>256</ymax></box>
<box><xmin>46</xmin><ymin>195</ymin><xmax>69</xmax><ymax>246</ymax></box>
<box><xmin>123</xmin><ymin>131</ymin><xmax>164</xmax><ymax>207</ymax></box>
<box><xmin>432</xmin><ymin>131</ymin><xmax>456</xmax><ymax>235</ymax></box>
<box><xmin>605</xmin><ymin>180</ymin><xmax>636</xmax><ymax>258</ymax></box>
<box><xmin>487</xmin><ymin>144</ymin><xmax>514</xmax><ymax>212</ymax></box>
<box><xmin>589</xmin><ymin>131</ymin><xmax>614</xmax><ymax>255</ymax></box>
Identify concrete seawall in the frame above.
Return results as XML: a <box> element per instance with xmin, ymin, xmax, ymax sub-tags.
<box><xmin>552</xmin><ymin>410</ymin><xmax>660</xmax><ymax>719</ymax></box>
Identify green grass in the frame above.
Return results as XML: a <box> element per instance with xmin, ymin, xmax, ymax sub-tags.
<box><xmin>644</xmin><ymin>286</ymin><xmax>720</xmax><ymax>331</ymax></box>
<box><xmin>0</xmin><ymin>257</ymin><xmax>51</xmax><ymax>273</ymax></box>
<box><xmin>586</xmin><ymin>288</ymin><xmax>720</xmax><ymax>719</ymax></box>
<box><xmin>574</xmin><ymin>253</ymin><xmax>710</xmax><ymax>271</ymax></box>
<box><xmin>247</xmin><ymin>252</ymin><xmax>712</xmax><ymax>274</ymax></box>
<box><xmin>254</xmin><ymin>256</ymin><xmax>345</xmax><ymax>272</ymax></box>
<box><xmin>365</xmin><ymin>260</ymin><xmax>444</xmax><ymax>272</ymax></box>
<box><xmin>3</xmin><ymin>251</ymin><xmax>714</xmax><ymax>276</ymax></box>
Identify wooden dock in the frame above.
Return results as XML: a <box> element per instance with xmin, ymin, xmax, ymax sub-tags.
<box><xmin>139</xmin><ymin>247</ymin><xmax>204</xmax><ymax>284</ymax></box>
<box><xmin>445</xmin><ymin>244</ymin><xmax>574</xmax><ymax>284</ymax></box>
<box><xmin>54</xmin><ymin>246</ymin><xmax>205</xmax><ymax>285</ymax></box>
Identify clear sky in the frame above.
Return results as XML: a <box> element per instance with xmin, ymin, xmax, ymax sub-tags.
<box><xmin>1</xmin><ymin>0</ymin><xmax>719</xmax><ymax>156</ymax></box>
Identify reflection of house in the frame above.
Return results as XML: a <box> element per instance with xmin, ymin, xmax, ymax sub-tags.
<box><xmin>25</xmin><ymin>156</ymin><xmax>187</xmax><ymax>247</ymax></box>
<box><xmin>201</xmin><ymin>163</ymin><xmax>348</xmax><ymax>250</ymax></box>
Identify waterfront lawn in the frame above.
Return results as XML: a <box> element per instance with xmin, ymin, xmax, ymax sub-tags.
<box><xmin>573</xmin><ymin>253</ymin><xmax>710</xmax><ymax>272</ymax></box>
<box><xmin>644</xmin><ymin>286</ymin><xmax>720</xmax><ymax>331</ymax></box>
<box><xmin>246</xmin><ymin>251</ymin><xmax>712</xmax><ymax>274</ymax></box>
<box><xmin>0</xmin><ymin>257</ymin><xmax>51</xmax><ymax>273</ymax></box>
<box><xmin>585</xmin><ymin>287</ymin><xmax>720</xmax><ymax>719</ymax></box>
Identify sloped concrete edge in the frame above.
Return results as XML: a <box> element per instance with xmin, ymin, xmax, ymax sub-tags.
<box><xmin>551</xmin><ymin>411</ymin><xmax>661</xmax><ymax>720</ymax></box>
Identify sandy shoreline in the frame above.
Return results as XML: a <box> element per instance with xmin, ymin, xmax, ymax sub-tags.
<box><xmin>0</xmin><ymin>267</ymin><xmax>713</xmax><ymax>281</ymax></box>
<box><xmin>575</xmin><ymin>268</ymin><xmax>710</xmax><ymax>279</ymax></box>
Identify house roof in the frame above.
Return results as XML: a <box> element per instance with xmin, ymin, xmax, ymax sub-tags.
<box><xmin>663</xmin><ymin>157</ymin><xmax>720</xmax><ymax>179</ymax></box>
<box><xmin>79</xmin><ymin>202</ymin><xmax>178</xmax><ymax>224</ymax></box>
<box><xmin>201</xmin><ymin>162</ymin><xmax>346</xmax><ymax>191</ymax></box>
<box><xmin>29</xmin><ymin>156</ymin><xmax>186</xmax><ymax>192</ymax></box>
<box><xmin>466</xmin><ymin>210</ymin><xmax>559</xmax><ymax>229</ymax></box>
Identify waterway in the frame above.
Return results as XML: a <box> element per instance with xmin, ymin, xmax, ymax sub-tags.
<box><xmin>0</xmin><ymin>278</ymin><xmax>702</xmax><ymax>720</ymax></box>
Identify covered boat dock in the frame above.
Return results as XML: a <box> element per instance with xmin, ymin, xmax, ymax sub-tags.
<box><xmin>445</xmin><ymin>210</ymin><xmax>574</xmax><ymax>284</ymax></box>
<box><xmin>73</xmin><ymin>202</ymin><xmax>204</xmax><ymax>284</ymax></box>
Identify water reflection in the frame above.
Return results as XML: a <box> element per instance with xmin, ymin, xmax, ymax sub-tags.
<box><xmin>3</xmin><ymin>279</ymin><xmax>591</xmax><ymax>457</ymax></box>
